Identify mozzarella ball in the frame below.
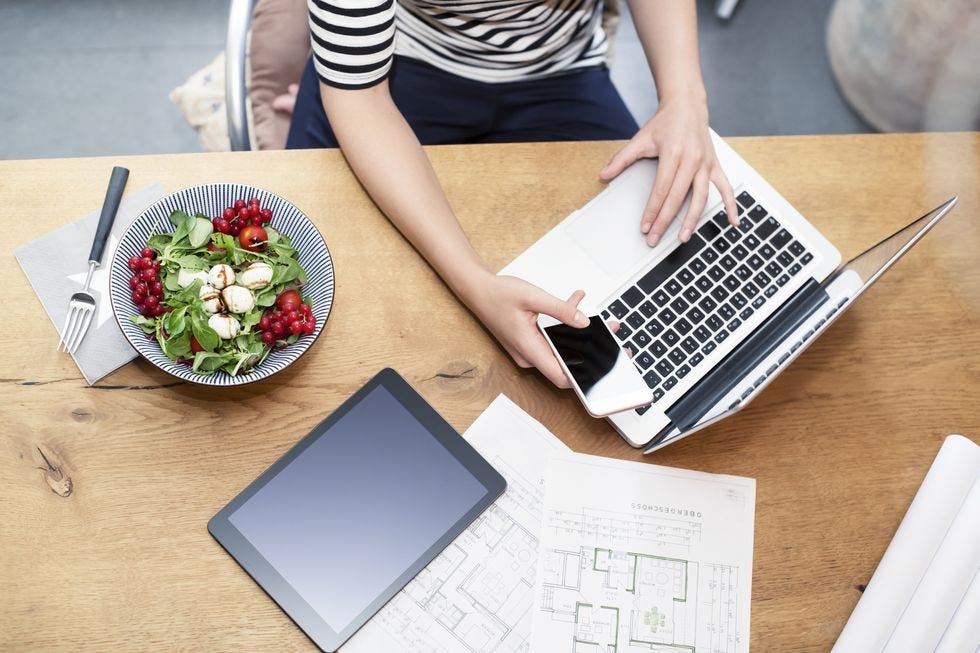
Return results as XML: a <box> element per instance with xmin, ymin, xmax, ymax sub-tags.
<box><xmin>239</xmin><ymin>261</ymin><xmax>273</xmax><ymax>290</ymax></box>
<box><xmin>221</xmin><ymin>285</ymin><xmax>255</xmax><ymax>314</ymax></box>
<box><xmin>208</xmin><ymin>264</ymin><xmax>236</xmax><ymax>290</ymax></box>
<box><xmin>208</xmin><ymin>313</ymin><xmax>240</xmax><ymax>340</ymax></box>
<box><xmin>177</xmin><ymin>268</ymin><xmax>209</xmax><ymax>288</ymax></box>
<box><xmin>199</xmin><ymin>284</ymin><xmax>223</xmax><ymax>314</ymax></box>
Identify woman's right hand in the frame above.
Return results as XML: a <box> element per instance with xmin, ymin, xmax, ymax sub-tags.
<box><xmin>462</xmin><ymin>271</ymin><xmax>589</xmax><ymax>388</ymax></box>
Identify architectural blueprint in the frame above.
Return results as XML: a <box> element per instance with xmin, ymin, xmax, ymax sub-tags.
<box><xmin>530</xmin><ymin>453</ymin><xmax>755</xmax><ymax>653</ymax></box>
<box><xmin>344</xmin><ymin>395</ymin><xmax>571</xmax><ymax>653</ymax></box>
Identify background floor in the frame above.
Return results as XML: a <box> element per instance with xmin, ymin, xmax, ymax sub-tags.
<box><xmin>0</xmin><ymin>0</ymin><xmax>870</xmax><ymax>160</ymax></box>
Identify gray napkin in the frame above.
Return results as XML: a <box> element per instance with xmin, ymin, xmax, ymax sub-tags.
<box><xmin>15</xmin><ymin>183</ymin><xmax>167</xmax><ymax>384</ymax></box>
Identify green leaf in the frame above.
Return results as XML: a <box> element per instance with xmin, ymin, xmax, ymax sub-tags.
<box><xmin>164</xmin><ymin>270</ymin><xmax>182</xmax><ymax>292</ymax></box>
<box><xmin>147</xmin><ymin>233</ymin><xmax>173</xmax><ymax>252</ymax></box>
<box><xmin>189</xmin><ymin>312</ymin><xmax>220</xmax><ymax>352</ymax></box>
<box><xmin>255</xmin><ymin>285</ymin><xmax>277</xmax><ymax>307</ymax></box>
<box><xmin>161</xmin><ymin>330</ymin><xmax>192</xmax><ymax>360</ymax></box>
<box><xmin>169</xmin><ymin>210</ymin><xmax>196</xmax><ymax>244</ymax></box>
<box><xmin>272</xmin><ymin>258</ymin><xmax>303</xmax><ymax>285</ymax></box>
<box><xmin>188</xmin><ymin>217</ymin><xmax>214</xmax><ymax>248</ymax></box>
<box><xmin>163</xmin><ymin>306</ymin><xmax>188</xmax><ymax>336</ymax></box>
<box><xmin>192</xmin><ymin>351</ymin><xmax>235</xmax><ymax>374</ymax></box>
<box><xmin>129</xmin><ymin>314</ymin><xmax>158</xmax><ymax>334</ymax></box>
<box><xmin>264</xmin><ymin>226</ymin><xmax>281</xmax><ymax>245</ymax></box>
<box><xmin>240</xmin><ymin>308</ymin><xmax>262</xmax><ymax>333</ymax></box>
<box><xmin>173</xmin><ymin>254</ymin><xmax>209</xmax><ymax>270</ymax></box>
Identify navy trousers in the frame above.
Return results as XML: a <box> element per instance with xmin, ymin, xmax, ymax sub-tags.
<box><xmin>286</xmin><ymin>55</ymin><xmax>639</xmax><ymax>149</ymax></box>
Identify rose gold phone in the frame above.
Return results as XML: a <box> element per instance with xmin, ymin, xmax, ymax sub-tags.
<box><xmin>537</xmin><ymin>314</ymin><xmax>653</xmax><ymax>417</ymax></box>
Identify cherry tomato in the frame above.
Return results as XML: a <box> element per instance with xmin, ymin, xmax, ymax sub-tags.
<box><xmin>276</xmin><ymin>289</ymin><xmax>302</xmax><ymax>310</ymax></box>
<box><xmin>238</xmin><ymin>224</ymin><xmax>268</xmax><ymax>252</ymax></box>
<box><xmin>190</xmin><ymin>337</ymin><xmax>205</xmax><ymax>353</ymax></box>
<box><xmin>207</xmin><ymin>242</ymin><xmax>225</xmax><ymax>253</ymax></box>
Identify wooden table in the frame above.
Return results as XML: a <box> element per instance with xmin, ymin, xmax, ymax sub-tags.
<box><xmin>2</xmin><ymin>133</ymin><xmax>978</xmax><ymax>652</ymax></box>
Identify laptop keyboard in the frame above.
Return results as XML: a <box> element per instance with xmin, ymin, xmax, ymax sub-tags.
<box><xmin>601</xmin><ymin>191</ymin><xmax>815</xmax><ymax>415</ymax></box>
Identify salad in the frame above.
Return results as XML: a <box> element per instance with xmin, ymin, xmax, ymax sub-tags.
<box><xmin>127</xmin><ymin>197</ymin><xmax>315</xmax><ymax>376</ymax></box>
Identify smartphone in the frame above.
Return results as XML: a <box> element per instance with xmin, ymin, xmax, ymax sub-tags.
<box><xmin>538</xmin><ymin>314</ymin><xmax>654</xmax><ymax>417</ymax></box>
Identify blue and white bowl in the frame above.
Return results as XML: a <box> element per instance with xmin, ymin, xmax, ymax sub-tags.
<box><xmin>109</xmin><ymin>183</ymin><xmax>334</xmax><ymax>385</ymax></box>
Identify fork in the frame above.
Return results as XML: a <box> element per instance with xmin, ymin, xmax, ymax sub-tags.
<box><xmin>57</xmin><ymin>166</ymin><xmax>130</xmax><ymax>354</ymax></box>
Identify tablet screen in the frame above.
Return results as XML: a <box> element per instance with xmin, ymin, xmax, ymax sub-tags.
<box><xmin>226</xmin><ymin>383</ymin><xmax>490</xmax><ymax>634</ymax></box>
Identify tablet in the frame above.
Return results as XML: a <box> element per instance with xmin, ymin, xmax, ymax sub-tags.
<box><xmin>208</xmin><ymin>368</ymin><xmax>506</xmax><ymax>652</ymax></box>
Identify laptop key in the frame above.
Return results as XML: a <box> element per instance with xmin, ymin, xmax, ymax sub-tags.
<box><xmin>676</xmin><ymin>364</ymin><xmax>692</xmax><ymax>379</ymax></box>
<box><xmin>698</xmin><ymin>220</ymin><xmax>722</xmax><ymax>241</ymax></box>
<box><xmin>724</xmin><ymin>228</ymin><xmax>741</xmax><ymax>243</ymax></box>
<box><xmin>737</xmin><ymin>218</ymin><xmax>753</xmax><ymax>234</ymax></box>
<box><xmin>759</xmin><ymin>244</ymin><xmax>777</xmax><ymax>260</ymax></box>
<box><xmin>723</xmin><ymin>275</ymin><xmax>740</xmax><ymax>292</ymax></box>
<box><xmin>646</xmin><ymin>319</ymin><xmax>664</xmax><ymax>337</ymax></box>
<box><xmin>742</xmin><ymin>282</ymin><xmax>759</xmax><ymax>298</ymax></box>
<box><xmin>635</xmin><ymin>404</ymin><xmax>651</xmax><ymax>416</ymax></box>
<box><xmin>652</xmin><ymin>289</ymin><xmax>670</xmax><ymax>306</ymax></box>
<box><xmin>755</xmin><ymin>216</ymin><xmax>779</xmax><ymax>239</ymax></box>
<box><xmin>622</xmin><ymin>286</ymin><xmax>644</xmax><ymax>307</ymax></box>
<box><xmin>690</xmin><ymin>352</ymin><xmax>704</xmax><ymax>367</ymax></box>
<box><xmin>608</xmin><ymin>300</ymin><xmax>628</xmax><ymax>319</ymax></box>
<box><xmin>690</xmin><ymin>258</ymin><xmax>707</xmax><ymax>274</ymax></box>
<box><xmin>681</xmin><ymin>336</ymin><xmax>698</xmax><ymax>354</ymax></box>
<box><xmin>601</xmin><ymin>310</ymin><xmax>610</xmax><ymax>320</ymax></box>
<box><xmin>748</xmin><ymin>205</ymin><xmax>767</xmax><ymax>223</ymax></box>
<box><xmin>624</xmin><ymin>341</ymin><xmax>638</xmax><ymax>356</ymax></box>
<box><xmin>702</xmin><ymin>248</ymin><xmax>719</xmax><ymax>264</ymax></box>
<box><xmin>734</xmin><ymin>265</ymin><xmax>752</xmax><ymax>281</ymax></box>
<box><xmin>801</xmin><ymin>252</ymin><xmax>814</xmax><ymax>265</ymax></box>
<box><xmin>658</xmin><ymin>308</ymin><xmax>677</xmax><ymax>325</ymax></box>
<box><xmin>652</xmin><ymin>388</ymin><xmax>666</xmax><ymax>403</ymax></box>
<box><xmin>662</xmin><ymin>329</ymin><xmax>679</xmax><ymax>346</ymax></box>
<box><xmin>639</xmin><ymin>300</ymin><xmax>657</xmax><ymax>318</ymax></box>
<box><xmin>670</xmin><ymin>297</ymin><xmax>689</xmax><ymax>313</ymax></box>
<box><xmin>764</xmin><ymin>284</ymin><xmax>779</xmax><ymax>298</ymax></box>
<box><xmin>674</xmin><ymin>318</ymin><xmax>693</xmax><ymax>335</ymax></box>
<box><xmin>706</xmin><ymin>315</ymin><xmax>723</xmax><ymax>332</ymax></box>
<box><xmin>677</xmin><ymin>268</ymin><xmax>695</xmax><ymax>285</ymax></box>
<box><xmin>668</xmin><ymin>348</ymin><xmax>685</xmax><ymax>365</ymax></box>
<box><xmin>643</xmin><ymin>370</ymin><xmax>662</xmax><ymax>388</ymax></box>
<box><xmin>636</xmin><ymin>234</ymin><xmax>707</xmax><ymax>293</ymax></box>
<box><xmin>615</xmin><ymin>323</ymin><xmax>633</xmax><ymax>340</ymax></box>
<box><xmin>707</xmin><ymin>265</ymin><xmax>725</xmax><ymax>282</ymax></box>
<box><xmin>789</xmin><ymin>263</ymin><xmax>802</xmax><ymax>276</ymax></box>
<box><xmin>752</xmin><ymin>296</ymin><xmax>766</xmax><ymax>309</ymax></box>
<box><xmin>663</xmin><ymin>376</ymin><xmax>678</xmax><ymax>391</ymax></box>
<box><xmin>720</xmin><ymin>255</ymin><xmax>737</xmax><ymax>271</ymax></box>
<box><xmin>747</xmin><ymin>254</ymin><xmax>764</xmax><ymax>270</ymax></box>
<box><xmin>651</xmin><ymin>340</ymin><xmax>667</xmax><ymax>357</ymax></box>
<box><xmin>711</xmin><ymin>286</ymin><xmax>729</xmax><ymax>302</ymax></box>
<box><xmin>714</xmin><ymin>238</ymin><xmax>731</xmax><ymax>253</ymax></box>
<box><xmin>754</xmin><ymin>271</ymin><xmax>772</xmax><ymax>287</ymax></box>
<box><xmin>732</xmin><ymin>244</ymin><xmax>749</xmax><ymax>260</ymax></box>
<box><xmin>736</xmin><ymin>191</ymin><xmax>756</xmax><ymax>210</ymax></box>
<box><xmin>714</xmin><ymin>330</ymin><xmax>729</xmax><ymax>344</ymax></box>
<box><xmin>777</xmin><ymin>251</ymin><xmax>794</xmax><ymax>267</ymax></box>
<box><xmin>694</xmin><ymin>325</ymin><xmax>711</xmax><ymax>343</ymax></box>
<box><xmin>703</xmin><ymin>341</ymin><xmax>717</xmax><ymax>355</ymax></box>
<box><xmin>712</xmin><ymin>212</ymin><xmax>729</xmax><ymax>229</ymax></box>
<box><xmin>636</xmin><ymin>352</ymin><xmax>655</xmax><ymax>369</ymax></box>
<box><xmin>655</xmin><ymin>360</ymin><xmax>674</xmax><ymax>376</ymax></box>
<box><xmin>743</xmin><ymin>234</ymin><xmax>761</xmax><ymax>250</ymax></box>
<box><xmin>632</xmin><ymin>330</ymin><xmax>651</xmax><ymax>349</ymax></box>
<box><xmin>771</xmin><ymin>229</ymin><xmax>792</xmax><ymax>249</ymax></box>
<box><xmin>730</xmin><ymin>292</ymin><xmax>747</xmax><ymax>309</ymax></box>
<box><xmin>776</xmin><ymin>274</ymin><xmax>790</xmax><ymax>287</ymax></box>
<box><xmin>727</xmin><ymin>318</ymin><xmax>742</xmax><ymax>331</ymax></box>
<box><xmin>698</xmin><ymin>296</ymin><xmax>717</xmax><ymax>313</ymax></box>
<box><xmin>739</xmin><ymin>306</ymin><xmax>754</xmax><ymax>320</ymax></box>
<box><xmin>687</xmin><ymin>307</ymin><xmax>705</xmax><ymax>324</ymax></box>
<box><xmin>765</xmin><ymin>262</ymin><xmax>782</xmax><ymax>277</ymax></box>
<box><xmin>683</xmin><ymin>286</ymin><xmax>701</xmax><ymax>303</ymax></box>
<box><xmin>789</xmin><ymin>240</ymin><xmax>806</xmax><ymax>257</ymax></box>
<box><xmin>626</xmin><ymin>312</ymin><xmax>645</xmax><ymax>329</ymax></box>
<box><xmin>665</xmin><ymin>279</ymin><xmax>682</xmax><ymax>295</ymax></box>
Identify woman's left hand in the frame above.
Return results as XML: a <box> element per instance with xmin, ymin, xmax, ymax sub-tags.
<box><xmin>599</xmin><ymin>93</ymin><xmax>738</xmax><ymax>247</ymax></box>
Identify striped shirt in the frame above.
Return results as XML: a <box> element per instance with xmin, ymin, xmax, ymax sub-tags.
<box><xmin>308</xmin><ymin>0</ymin><xmax>609</xmax><ymax>89</ymax></box>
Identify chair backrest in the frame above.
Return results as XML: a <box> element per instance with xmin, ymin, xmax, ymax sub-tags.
<box><xmin>225</xmin><ymin>0</ymin><xmax>256</xmax><ymax>151</ymax></box>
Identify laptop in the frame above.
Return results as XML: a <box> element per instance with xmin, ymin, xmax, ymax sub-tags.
<box><xmin>502</xmin><ymin>131</ymin><xmax>957</xmax><ymax>453</ymax></box>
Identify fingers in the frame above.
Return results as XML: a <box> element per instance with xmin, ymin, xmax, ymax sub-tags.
<box><xmin>599</xmin><ymin>140</ymin><xmax>650</xmax><ymax>182</ymax></box>
<box><xmin>711</xmin><ymin>164</ymin><xmax>739</xmax><ymax>226</ymax></box>
<box><xmin>646</xmin><ymin>156</ymin><xmax>699</xmax><ymax>246</ymax></box>
<box><xmin>523</xmin><ymin>339</ymin><xmax>572</xmax><ymax>388</ymax></box>
<box><xmin>681</xmin><ymin>169</ymin><xmax>710</xmax><ymax>242</ymax></box>
<box><xmin>529</xmin><ymin>287</ymin><xmax>589</xmax><ymax>328</ymax></box>
<box><xmin>641</xmin><ymin>152</ymin><xmax>679</xmax><ymax>239</ymax></box>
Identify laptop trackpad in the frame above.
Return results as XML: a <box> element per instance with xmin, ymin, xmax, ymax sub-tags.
<box><xmin>565</xmin><ymin>159</ymin><xmax>680</xmax><ymax>279</ymax></box>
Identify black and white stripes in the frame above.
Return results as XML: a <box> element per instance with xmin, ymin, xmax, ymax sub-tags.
<box><xmin>308</xmin><ymin>0</ymin><xmax>608</xmax><ymax>89</ymax></box>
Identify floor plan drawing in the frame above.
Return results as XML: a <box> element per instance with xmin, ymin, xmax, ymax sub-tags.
<box><xmin>530</xmin><ymin>453</ymin><xmax>755</xmax><ymax>653</ymax></box>
<box><xmin>344</xmin><ymin>396</ymin><xmax>571</xmax><ymax>653</ymax></box>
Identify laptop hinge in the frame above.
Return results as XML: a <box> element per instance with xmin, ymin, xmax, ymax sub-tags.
<box><xmin>650</xmin><ymin>278</ymin><xmax>830</xmax><ymax>446</ymax></box>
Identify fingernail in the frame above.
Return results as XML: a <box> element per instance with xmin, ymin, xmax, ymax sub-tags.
<box><xmin>648</xmin><ymin>233</ymin><xmax>661</xmax><ymax>247</ymax></box>
<box><xmin>641</xmin><ymin>223</ymin><xmax>651</xmax><ymax>234</ymax></box>
<box><xmin>680</xmin><ymin>228</ymin><xmax>691</xmax><ymax>242</ymax></box>
<box><xmin>575</xmin><ymin>310</ymin><xmax>589</xmax><ymax>326</ymax></box>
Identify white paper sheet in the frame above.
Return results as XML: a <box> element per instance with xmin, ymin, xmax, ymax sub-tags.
<box><xmin>344</xmin><ymin>395</ymin><xmax>571</xmax><ymax>653</ymax></box>
<box><xmin>530</xmin><ymin>452</ymin><xmax>756</xmax><ymax>653</ymax></box>
<box><xmin>833</xmin><ymin>434</ymin><xmax>980</xmax><ymax>653</ymax></box>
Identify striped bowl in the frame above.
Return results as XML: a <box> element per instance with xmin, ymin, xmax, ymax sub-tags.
<box><xmin>109</xmin><ymin>183</ymin><xmax>334</xmax><ymax>386</ymax></box>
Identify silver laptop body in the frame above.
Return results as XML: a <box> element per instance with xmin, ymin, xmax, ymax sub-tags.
<box><xmin>502</xmin><ymin>131</ymin><xmax>957</xmax><ymax>452</ymax></box>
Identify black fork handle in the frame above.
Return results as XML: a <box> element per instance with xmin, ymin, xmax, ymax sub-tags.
<box><xmin>88</xmin><ymin>166</ymin><xmax>130</xmax><ymax>264</ymax></box>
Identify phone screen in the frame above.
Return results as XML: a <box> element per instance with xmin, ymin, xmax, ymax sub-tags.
<box><xmin>544</xmin><ymin>317</ymin><xmax>647</xmax><ymax>408</ymax></box>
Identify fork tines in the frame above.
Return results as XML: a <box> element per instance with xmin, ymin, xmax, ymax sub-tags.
<box><xmin>57</xmin><ymin>305</ymin><xmax>94</xmax><ymax>354</ymax></box>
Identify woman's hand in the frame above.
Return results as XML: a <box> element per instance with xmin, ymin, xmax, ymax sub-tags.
<box><xmin>599</xmin><ymin>93</ymin><xmax>738</xmax><ymax>247</ymax></box>
<box><xmin>462</xmin><ymin>271</ymin><xmax>589</xmax><ymax>388</ymax></box>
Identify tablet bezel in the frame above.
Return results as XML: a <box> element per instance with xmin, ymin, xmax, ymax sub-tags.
<box><xmin>208</xmin><ymin>367</ymin><xmax>507</xmax><ymax>652</ymax></box>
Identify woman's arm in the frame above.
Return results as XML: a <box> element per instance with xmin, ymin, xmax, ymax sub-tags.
<box><xmin>321</xmin><ymin>81</ymin><xmax>589</xmax><ymax>387</ymax></box>
<box><xmin>602</xmin><ymin>0</ymin><xmax>738</xmax><ymax>244</ymax></box>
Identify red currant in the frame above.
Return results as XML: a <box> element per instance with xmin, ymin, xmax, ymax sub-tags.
<box><xmin>237</xmin><ymin>207</ymin><xmax>250</xmax><ymax>221</ymax></box>
<box><xmin>223</xmin><ymin>207</ymin><xmax>236</xmax><ymax>220</ymax></box>
<box><xmin>152</xmin><ymin>304</ymin><xmax>167</xmax><ymax>317</ymax></box>
<box><xmin>258</xmin><ymin>316</ymin><xmax>271</xmax><ymax>331</ymax></box>
<box><xmin>151</xmin><ymin>260</ymin><xmax>161</xmax><ymax>271</ymax></box>
<box><xmin>271</xmin><ymin>310</ymin><xmax>283</xmax><ymax>322</ymax></box>
<box><xmin>233</xmin><ymin>199</ymin><xmax>246</xmax><ymax>210</ymax></box>
<box><xmin>141</xmin><ymin>304</ymin><xmax>155</xmax><ymax>317</ymax></box>
<box><xmin>303</xmin><ymin>316</ymin><xmax>316</xmax><ymax>334</ymax></box>
<box><xmin>143</xmin><ymin>295</ymin><xmax>159</xmax><ymax>310</ymax></box>
<box><xmin>286</xmin><ymin>310</ymin><xmax>300</xmax><ymax>324</ymax></box>
<box><xmin>300</xmin><ymin>303</ymin><xmax>312</xmax><ymax>316</ymax></box>
<box><xmin>248</xmin><ymin>197</ymin><xmax>260</xmax><ymax>207</ymax></box>
<box><xmin>280</xmin><ymin>301</ymin><xmax>297</xmax><ymax>314</ymax></box>
<box><xmin>247</xmin><ymin>205</ymin><xmax>259</xmax><ymax>218</ymax></box>
<box><xmin>128</xmin><ymin>275</ymin><xmax>141</xmax><ymax>290</ymax></box>
<box><xmin>132</xmin><ymin>290</ymin><xmax>145</xmax><ymax>304</ymax></box>
<box><xmin>261</xmin><ymin>331</ymin><xmax>275</xmax><ymax>345</ymax></box>
<box><xmin>229</xmin><ymin>223</ymin><xmax>242</xmax><ymax>237</ymax></box>
<box><xmin>271</xmin><ymin>321</ymin><xmax>285</xmax><ymax>337</ymax></box>
<box><xmin>127</xmin><ymin>256</ymin><xmax>141</xmax><ymax>271</ymax></box>
<box><xmin>140</xmin><ymin>247</ymin><xmax>155</xmax><ymax>259</ymax></box>
<box><xmin>260</xmin><ymin>208</ymin><xmax>273</xmax><ymax>223</ymax></box>
<box><xmin>149</xmin><ymin>281</ymin><xmax>164</xmax><ymax>296</ymax></box>
<box><xmin>139</xmin><ymin>257</ymin><xmax>154</xmax><ymax>270</ymax></box>
<box><xmin>141</xmin><ymin>268</ymin><xmax>158</xmax><ymax>282</ymax></box>
<box><xmin>289</xmin><ymin>321</ymin><xmax>303</xmax><ymax>335</ymax></box>
<box><xmin>215</xmin><ymin>218</ymin><xmax>231</xmax><ymax>234</ymax></box>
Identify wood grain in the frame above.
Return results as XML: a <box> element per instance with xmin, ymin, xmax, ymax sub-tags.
<box><xmin>1</xmin><ymin>133</ymin><xmax>978</xmax><ymax>652</ymax></box>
